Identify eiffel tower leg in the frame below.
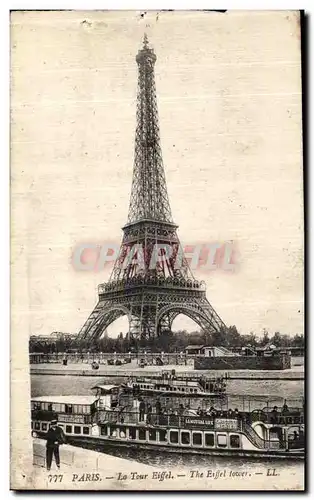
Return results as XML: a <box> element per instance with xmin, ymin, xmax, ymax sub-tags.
<box><xmin>157</xmin><ymin>296</ymin><xmax>225</xmax><ymax>339</ymax></box>
<box><xmin>76</xmin><ymin>302</ymin><xmax>131</xmax><ymax>347</ymax></box>
<box><xmin>158</xmin><ymin>312</ymin><xmax>172</xmax><ymax>334</ymax></box>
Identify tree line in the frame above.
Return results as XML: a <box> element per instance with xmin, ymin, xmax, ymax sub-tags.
<box><xmin>29</xmin><ymin>326</ymin><xmax>304</xmax><ymax>354</ymax></box>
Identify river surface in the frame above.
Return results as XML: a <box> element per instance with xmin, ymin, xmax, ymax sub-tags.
<box><xmin>31</xmin><ymin>373</ymin><xmax>304</xmax><ymax>408</ymax></box>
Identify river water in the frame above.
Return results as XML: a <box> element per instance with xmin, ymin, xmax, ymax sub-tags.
<box><xmin>31</xmin><ymin>373</ymin><xmax>304</xmax><ymax>409</ymax></box>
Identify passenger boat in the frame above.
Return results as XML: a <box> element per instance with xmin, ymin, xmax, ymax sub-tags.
<box><xmin>122</xmin><ymin>370</ymin><xmax>228</xmax><ymax>398</ymax></box>
<box><xmin>31</xmin><ymin>387</ymin><xmax>304</xmax><ymax>459</ymax></box>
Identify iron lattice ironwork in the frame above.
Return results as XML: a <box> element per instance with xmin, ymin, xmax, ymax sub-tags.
<box><xmin>76</xmin><ymin>35</ymin><xmax>226</xmax><ymax>344</ymax></box>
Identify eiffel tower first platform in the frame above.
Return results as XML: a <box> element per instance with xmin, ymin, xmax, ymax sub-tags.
<box><xmin>76</xmin><ymin>35</ymin><xmax>226</xmax><ymax>346</ymax></box>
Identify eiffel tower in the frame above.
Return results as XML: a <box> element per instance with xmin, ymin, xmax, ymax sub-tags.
<box><xmin>76</xmin><ymin>35</ymin><xmax>226</xmax><ymax>346</ymax></box>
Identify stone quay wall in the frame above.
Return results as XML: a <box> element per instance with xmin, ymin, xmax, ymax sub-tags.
<box><xmin>195</xmin><ymin>354</ymin><xmax>291</xmax><ymax>371</ymax></box>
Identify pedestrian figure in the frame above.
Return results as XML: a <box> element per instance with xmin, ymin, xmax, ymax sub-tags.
<box><xmin>139</xmin><ymin>399</ymin><xmax>145</xmax><ymax>422</ymax></box>
<box><xmin>155</xmin><ymin>399</ymin><xmax>161</xmax><ymax>414</ymax></box>
<box><xmin>46</xmin><ymin>419</ymin><xmax>66</xmax><ymax>471</ymax></box>
<box><xmin>270</xmin><ymin>406</ymin><xmax>278</xmax><ymax>424</ymax></box>
<box><xmin>282</xmin><ymin>399</ymin><xmax>289</xmax><ymax>415</ymax></box>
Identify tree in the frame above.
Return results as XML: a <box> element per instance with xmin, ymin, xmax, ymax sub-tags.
<box><xmin>259</xmin><ymin>329</ymin><xmax>270</xmax><ymax>347</ymax></box>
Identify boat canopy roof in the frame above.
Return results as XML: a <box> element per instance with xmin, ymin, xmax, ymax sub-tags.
<box><xmin>91</xmin><ymin>384</ymin><xmax>119</xmax><ymax>392</ymax></box>
<box><xmin>31</xmin><ymin>395</ymin><xmax>97</xmax><ymax>405</ymax></box>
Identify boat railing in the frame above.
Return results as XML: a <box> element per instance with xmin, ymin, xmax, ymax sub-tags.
<box><xmin>250</xmin><ymin>409</ymin><xmax>304</xmax><ymax>426</ymax></box>
<box><xmin>95</xmin><ymin>409</ymin><xmax>187</xmax><ymax>427</ymax></box>
<box><xmin>94</xmin><ymin>409</ymin><xmax>243</xmax><ymax>431</ymax></box>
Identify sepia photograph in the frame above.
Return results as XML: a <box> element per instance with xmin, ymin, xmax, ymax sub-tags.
<box><xmin>10</xmin><ymin>10</ymin><xmax>304</xmax><ymax>490</ymax></box>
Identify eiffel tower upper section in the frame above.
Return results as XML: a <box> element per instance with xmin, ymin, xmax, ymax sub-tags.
<box><xmin>127</xmin><ymin>34</ymin><xmax>173</xmax><ymax>225</ymax></box>
<box><xmin>109</xmin><ymin>35</ymin><xmax>193</xmax><ymax>284</ymax></box>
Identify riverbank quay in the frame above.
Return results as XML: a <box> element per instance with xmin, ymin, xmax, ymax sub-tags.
<box><xmin>30</xmin><ymin>362</ymin><xmax>304</xmax><ymax>381</ymax></box>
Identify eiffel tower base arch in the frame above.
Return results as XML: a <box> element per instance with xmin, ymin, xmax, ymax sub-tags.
<box><xmin>76</xmin><ymin>283</ymin><xmax>225</xmax><ymax>347</ymax></box>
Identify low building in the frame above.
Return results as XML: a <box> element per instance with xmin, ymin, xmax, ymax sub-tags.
<box><xmin>184</xmin><ymin>345</ymin><xmax>235</xmax><ymax>357</ymax></box>
<box><xmin>184</xmin><ymin>345</ymin><xmax>205</xmax><ymax>355</ymax></box>
<box><xmin>202</xmin><ymin>346</ymin><xmax>235</xmax><ymax>357</ymax></box>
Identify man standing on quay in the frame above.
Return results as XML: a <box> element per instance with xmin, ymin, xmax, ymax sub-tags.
<box><xmin>46</xmin><ymin>419</ymin><xmax>66</xmax><ymax>471</ymax></box>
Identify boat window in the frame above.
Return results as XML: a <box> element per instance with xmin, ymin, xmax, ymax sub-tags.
<box><xmin>34</xmin><ymin>422</ymin><xmax>40</xmax><ymax>430</ymax></box>
<box><xmin>74</xmin><ymin>426</ymin><xmax>81</xmax><ymax>435</ymax></box>
<box><xmin>230</xmin><ymin>434</ymin><xmax>240</xmax><ymax>448</ymax></box>
<box><xmin>129</xmin><ymin>428</ymin><xmax>137</xmax><ymax>440</ymax></box>
<box><xmin>205</xmin><ymin>433</ymin><xmax>214</xmax><ymax>447</ymax></box>
<box><xmin>269</xmin><ymin>428</ymin><xmax>280</xmax><ymax>440</ymax></box>
<box><xmin>192</xmin><ymin>432</ymin><xmax>202</xmax><ymax>446</ymax></box>
<box><xmin>217</xmin><ymin>434</ymin><xmax>227</xmax><ymax>447</ymax></box>
<box><xmin>100</xmin><ymin>426</ymin><xmax>107</xmax><ymax>436</ymax></box>
<box><xmin>149</xmin><ymin>429</ymin><xmax>157</xmax><ymax>441</ymax></box>
<box><xmin>194</xmin><ymin>389</ymin><xmax>198</xmax><ymax>393</ymax></box>
<box><xmin>159</xmin><ymin>430</ymin><xmax>167</xmax><ymax>442</ymax></box>
<box><xmin>119</xmin><ymin>427</ymin><xmax>127</xmax><ymax>438</ymax></box>
<box><xmin>190</xmin><ymin>388</ymin><xmax>193</xmax><ymax>393</ymax></box>
<box><xmin>41</xmin><ymin>423</ymin><xmax>48</xmax><ymax>431</ymax></box>
<box><xmin>83</xmin><ymin>426</ymin><xmax>90</xmax><ymax>436</ymax></box>
<box><xmin>181</xmin><ymin>431</ymin><xmax>190</xmax><ymax>445</ymax></box>
<box><xmin>139</xmin><ymin>429</ymin><xmax>146</xmax><ymax>441</ymax></box>
<box><xmin>170</xmin><ymin>431</ymin><xmax>179</xmax><ymax>444</ymax></box>
<box><xmin>66</xmin><ymin>425</ymin><xmax>72</xmax><ymax>434</ymax></box>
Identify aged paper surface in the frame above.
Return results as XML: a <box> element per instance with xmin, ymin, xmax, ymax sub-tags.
<box><xmin>11</xmin><ymin>10</ymin><xmax>304</xmax><ymax>490</ymax></box>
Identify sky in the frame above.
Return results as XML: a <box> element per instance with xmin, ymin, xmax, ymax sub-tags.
<box><xmin>11</xmin><ymin>10</ymin><xmax>304</xmax><ymax>339</ymax></box>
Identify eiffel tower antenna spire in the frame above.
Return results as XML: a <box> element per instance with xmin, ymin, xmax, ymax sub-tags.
<box><xmin>143</xmin><ymin>32</ymin><xmax>149</xmax><ymax>48</ymax></box>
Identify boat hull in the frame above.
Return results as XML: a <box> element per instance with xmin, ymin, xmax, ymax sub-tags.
<box><xmin>57</xmin><ymin>435</ymin><xmax>304</xmax><ymax>461</ymax></box>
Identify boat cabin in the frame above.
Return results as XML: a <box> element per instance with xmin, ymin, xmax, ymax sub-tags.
<box><xmin>127</xmin><ymin>371</ymin><xmax>227</xmax><ymax>395</ymax></box>
<box><xmin>31</xmin><ymin>395</ymin><xmax>98</xmax><ymax>437</ymax></box>
<box><xmin>91</xmin><ymin>384</ymin><xmax>120</xmax><ymax>409</ymax></box>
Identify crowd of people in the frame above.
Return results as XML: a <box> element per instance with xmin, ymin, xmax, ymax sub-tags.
<box><xmin>129</xmin><ymin>398</ymin><xmax>243</xmax><ymax>426</ymax></box>
<box><xmin>115</xmin><ymin>396</ymin><xmax>304</xmax><ymax>429</ymax></box>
